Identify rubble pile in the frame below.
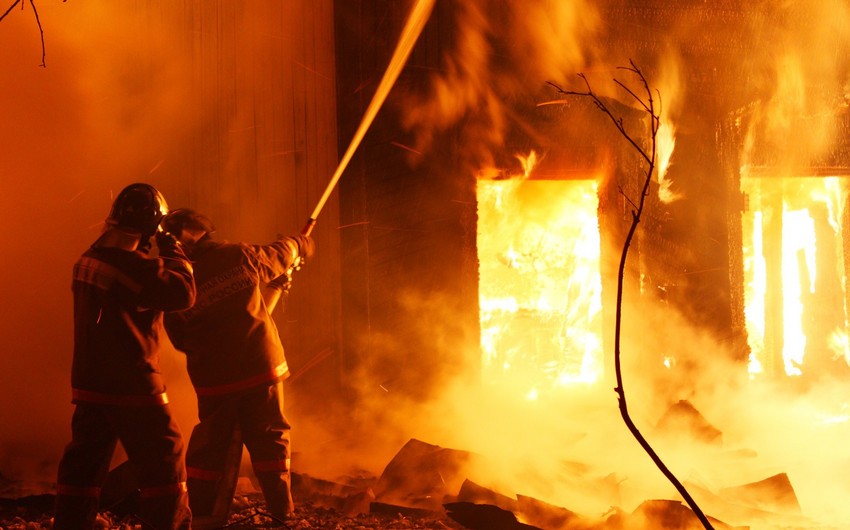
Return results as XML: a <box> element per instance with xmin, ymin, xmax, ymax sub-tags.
<box><xmin>0</xmin><ymin>418</ymin><xmax>825</xmax><ymax>530</ymax></box>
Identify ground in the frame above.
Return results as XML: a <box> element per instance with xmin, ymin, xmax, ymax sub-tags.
<box><xmin>0</xmin><ymin>493</ymin><xmax>468</xmax><ymax>530</ymax></box>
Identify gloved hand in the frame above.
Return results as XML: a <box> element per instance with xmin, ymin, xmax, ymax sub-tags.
<box><xmin>294</xmin><ymin>234</ymin><xmax>315</xmax><ymax>260</ymax></box>
<box><xmin>155</xmin><ymin>230</ymin><xmax>183</xmax><ymax>257</ymax></box>
<box><xmin>267</xmin><ymin>271</ymin><xmax>293</xmax><ymax>293</ymax></box>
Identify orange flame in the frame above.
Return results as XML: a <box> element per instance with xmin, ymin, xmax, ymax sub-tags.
<box><xmin>655</xmin><ymin>118</ymin><xmax>679</xmax><ymax>203</ymax></box>
<box><xmin>742</xmin><ymin>175</ymin><xmax>849</xmax><ymax>377</ymax></box>
<box><xmin>477</xmin><ymin>154</ymin><xmax>603</xmax><ymax>395</ymax></box>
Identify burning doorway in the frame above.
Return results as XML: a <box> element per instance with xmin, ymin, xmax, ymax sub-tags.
<box><xmin>477</xmin><ymin>156</ymin><xmax>604</xmax><ymax>397</ymax></box>
<box><xmin>742</xmin><ymin>174</ymin><xmax>850</xmax><ymax>380</ymax></box>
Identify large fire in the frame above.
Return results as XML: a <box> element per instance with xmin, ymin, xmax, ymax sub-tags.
<box><xmin>742</xmin><ymin>174</ymin><xmax>849</xmax><ymax>378</ymax></box>
<box><xmin>477</xmin><ymin>150</ymin><xmax>850</xmax><ymax>389</ymax></box>
<box><xmin>477</xmin><ymin>154</ymin><xmax>603</xmax><ymax>397</ymax></box>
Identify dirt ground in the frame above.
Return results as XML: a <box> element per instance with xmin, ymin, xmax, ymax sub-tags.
<box><xmin>0</xmin><ymin>493</ymin><xmax>468</xmax><ymax>529</ymax></box>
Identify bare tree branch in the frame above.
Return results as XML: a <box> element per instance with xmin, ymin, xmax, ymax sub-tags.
<box><xmin>546</xmin><ymin>68</ymin><xmax>653</xmax><ymax>167</ymax></box>
<box><xmin>618</xmin><ymin>184</ymin><xmax>638</xmax><ymax>210</ymax></box>
<box><xmin>546</xmin><ymin>63</ymin><xmax>716</xmax><ymax>530</ymax></box>
<box><xmin>1</xmin><ymin>0</ymin><xmax>53</xmax><ymax>67</ymax></box>
<box><xmin>614</xmin><ymin>61</ymin><xmax>654</xmax><ymax>113</ymax></box>
<box><xmin>0</xmin><ymin>0</ymin><xmax>22</xmax><ymax>23</ymax></box>
<box><xmin>29</xmin><ymin>0</ymin><xmax>45</xmax><ymax>67</ymax></box>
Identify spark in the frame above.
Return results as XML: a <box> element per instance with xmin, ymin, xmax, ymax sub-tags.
<box><xmin>294</xmin><ymin>61</ymin><xmax>331</xmax><ymax>81</ymax></box>
<box><xmin>389</xmin><ymin>141</ymin><xmax>422</xmax><ymax>155</ymax></box>
<box><xmin>148</xmin><ymin>160</ymin><xmax>164</xmax><ymax>174</ymax></box>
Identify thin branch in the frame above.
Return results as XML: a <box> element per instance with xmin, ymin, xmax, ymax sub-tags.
<box><xmin>545</xmin><ymin>75</ymin><xmax>653</xmax><ymax>166</ymax></box>
<box><xmin>28</xmin><ymin>0</ymin><xmax>45</xmax><ymax>67</ymax></box>
<box><xmin>613</xmin><ymin>78</ymin><xmax>652</xmax><ymax>114</ymax></box>
<box><xmin>0</xmin><ymin>0</ymin><xmax>22</xmax><ymax>23</ymax></box>
<box><xmin>618</xmin><ymin>184</ymin><xmax>638</xmax><ymax>210</ymax></box>
<box><xmin>614</xmin><ymin>59</ymin><xmax>661</xmax><ymax>113</ymax></box>
<box><xmin>1</xmin><ymin>0</ymin><xmax>49</xmax><ymax>67</ymax></box>
<box><xmin>548</xmin><ymin>63</ymin><xmax>715</xmax><ymax>530</ymax></box>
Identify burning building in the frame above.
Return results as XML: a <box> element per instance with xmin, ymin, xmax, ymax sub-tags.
<box><xmin>335</xmin><ymin>0</ymin><xmax>850</xmax><ymax>397</ymax></box>
<box><xmin>2</xmin><ymin>0</ymin><xmax>850</xmax><ymax>528</ymax></box>
<box><xmin>331</xmin><ymin>0</ymin><xmax>850</xmax><ymax>526</ymax></box>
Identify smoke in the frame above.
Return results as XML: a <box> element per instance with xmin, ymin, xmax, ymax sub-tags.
<box><xmin>0</xmin><ymin>0</ymin><xmax>336</xmax><ymax>491</ymax></box>
<box><xmin>310</xmin><ymin>266</ymin><xmax>850</xmax><ymax>526</ymax></box>
<box><xmin>4</xmin><ymin>1</ymin><xmax>850</xmax><ymax>527</ymax></box>
<box><xmin>0</xmin><ymin>1</ymin><xmax>201</xmax><ymax>482</ymax></box>
<box><xmin>309</xmin><ymin>1</ymin><xmax>850</xmax><ymax>527</ymax></box>
<box><xmin>398</xmin><ymin>0</ymin><xmax>601</xmax><ymax>173</ymax></box>
<box><xmin>739</xmin><ymin>0</ymin><xmax>850</xmax><ymax>172</ymax></box>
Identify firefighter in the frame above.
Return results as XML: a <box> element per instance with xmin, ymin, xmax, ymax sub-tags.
<box><xmin>160</xmin><ymin>208</ymin><xmax>314</xmax><ymax>527</ymax></box>
<box><xmin>54</xmin><ymin>183</ymin><xmax>195</xmax><ymax>530</ymax></box>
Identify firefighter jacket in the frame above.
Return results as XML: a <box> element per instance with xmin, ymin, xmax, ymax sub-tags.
<box><xmin>164</xmin><ymin>237</ymin><xmax>301</xmax><ymax>396</ymax></box>
<box><xmin>70</xmin><ymin>243</ymin><xmax>196</xmax><ymax>405</ymax></box>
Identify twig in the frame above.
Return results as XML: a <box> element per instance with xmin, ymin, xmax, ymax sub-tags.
<box><xmin>0</xmin><ymin>0</ymin><xmax>21</xmax><ymax>23</ymax></box>
<box><xmin>28</xmin><ymin>0</ymin><xmax>45</xmax><ymax>66</ymax></box>
<box><xmin>0</xmin><ymin>0</ymin><xmax>51</xmax><ymax>67</ymax></box>
<box><xmin>547</xmin><ymin>61</ymin><xmax>715</xmax><ymax>530</ymax></box>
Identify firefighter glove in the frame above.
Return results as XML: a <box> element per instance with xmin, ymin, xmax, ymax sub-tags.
<box><xmin>294</xmin><ymin>234</ymin><xmax>315</xmax><ymax>260</ymax></box>
<box><xmin>156</xmin><ymin>230</ymin><xmax>183</xmax><ymax>257</ymax></box>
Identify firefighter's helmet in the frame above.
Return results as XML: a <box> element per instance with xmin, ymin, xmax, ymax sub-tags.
<box><xmin>106</xmin><ymin>183</ymin><xmax>169</xmax><ymax>238</ymax></box>
<box><xmin>162</xmin><ymin>208</ymin><xmax>216</xmax><ymax>236</ymax></box>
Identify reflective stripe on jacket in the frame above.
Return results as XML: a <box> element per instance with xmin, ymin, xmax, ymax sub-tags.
<box><xmin>71</xmin><ymin>388</ymin><xmax>170</xmax><ymax>406</ymax></box>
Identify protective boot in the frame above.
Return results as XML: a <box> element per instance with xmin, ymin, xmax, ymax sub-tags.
<box><xmin>254</xmin><ymin>469</ymin><xmax>294</xmax><ymax>521</ymax></box>
<box><xmin>137</xmin><ymin>486</ymin><xmax>192</xmax><ymax>530</ymax></box>
<box><xmin>186</xmin><ymin>429</ymin><xmax>243</xmax><ymax>528</ymax></box>
<box><xmin>186</xmin><ymin>477</ymin><xmax>226</xmax><ymax>530</ymax></box>
<box><xmin>53</xmin><ymin>493</ymin><xmax>99</xmax><ymax>530</ymax></box>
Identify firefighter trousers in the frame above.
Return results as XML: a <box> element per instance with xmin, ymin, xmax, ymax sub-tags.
<box><xmin>186</xmin><ymin>381</ymin><xmax>293</xmax><ymax>522</ymax></box>
<box><xmin>54</xmin><ymin>402</ymin><xmax>191</xmax><ymax>530</ymax></box>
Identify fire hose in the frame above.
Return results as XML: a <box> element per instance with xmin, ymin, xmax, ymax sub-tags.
<box><xmin>264</xmin><ymin>0</ymin><xmax>435</xmax><ymax>313</ymax></box>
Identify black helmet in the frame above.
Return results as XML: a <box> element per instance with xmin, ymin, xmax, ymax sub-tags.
<box><xmin>162</xmin><ymin>208</ymin><xmax>216</xmax><ymax>236</ymax></box>
<box><xmin>106</xmin><ymin>183</ymin><xmax>169</xmax><ymax>238</ymax></box>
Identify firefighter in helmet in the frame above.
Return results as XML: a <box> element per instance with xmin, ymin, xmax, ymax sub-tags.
<box><xmin>55</xmin><ymin>183</ymin><xmax>195</xmax><ymax>530</ymax></box>
<box><xmin>161</xmin><ymin>208</ymin><xmax>314</xmax><ymax>527</ymax></box>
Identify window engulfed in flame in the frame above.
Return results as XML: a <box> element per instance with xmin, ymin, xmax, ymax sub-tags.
<box><xmin>742</xmin><ymin>176</ymin><xmax>849</xmax><ymax>377</ymax></box>
<box><xmin>477</xmin><ymin>176</ymin><xmax>603</xmax><ymax>397</ymax></box>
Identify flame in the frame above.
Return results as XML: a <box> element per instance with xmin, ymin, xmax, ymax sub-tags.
<box><xmin>828</xmin><ymin>329</ymin><xmax>850</xmax><ymax>366</ymax></box>
<box><xmin>656</xmin><ymin>117</ymin><xmax>679</xmax><ymax>203</ymax></box>
<box><xmin>477</xmin><ymin>156</ymin><xmax>603</xmax><ymax>393</ymax></box>
<box><xmin>652</xmin><ymin>49</ymin><xmax>683</xmax><ymax>205</ymax></box>
<box><xmin>517</xmin><ymin>150</ymin><xmax>538</xmax><ymax>178</ymax></box>
<box><xmin>744</xmin><ymin>209</ymin><xmax>767</xmax><ymax>374</ymax></box>
<box><xmin>781</xmin><ymin>208</ymin><xmax>815</xmax><ymax>375</ymax></box>
<box><xmin>742</xmin><ymin>176</ymin><xmax>848</xmax><ymax>377</ymax></box>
